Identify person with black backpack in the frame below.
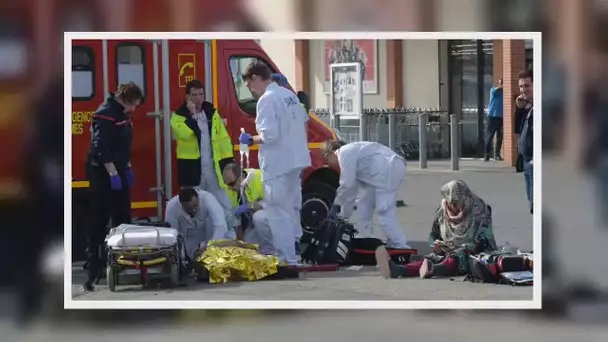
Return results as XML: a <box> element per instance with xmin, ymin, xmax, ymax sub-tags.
<box><xmin>376</xmin><ymin>180</ymin><xmax>498</xmax><ymax>279</ymax></box>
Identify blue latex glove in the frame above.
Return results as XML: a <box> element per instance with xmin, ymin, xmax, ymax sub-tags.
<box><xmin>239</xmin><ymin>132</ymin><xmax>254</xmax><ymax>146</ymax></box>
<box><xmin>235</xmin><ymin>204</ymin><xmax>249</xmax><ymax>215</ymax></box>
<box><xmin>125</xmin><ymin>168</ymin><xmax>134</xmax><ymax>187</ymax></box>
<box><xmin>327</xmin><ymin>204</ymin><xmax>340</xmax><ymax>219</ymax></box>
<box><xmin>110</xmin><ymin>174</ymin><xmax>122</xmax><ymax>190</ymax></box>
<box><xmin>271</xmin><ymin>73</ymin><xmax>289</xmax><ymax>87</ymax></box>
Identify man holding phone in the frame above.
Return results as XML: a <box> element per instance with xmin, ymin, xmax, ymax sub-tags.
<box><xmin>170</xmin><ymin>80</ymin><xmax>238</xmax><ymax>234</ymax></box>
<box><xmin>514</xmin><ymin>70</ymin><xmax>534</xmax><ymax>214</ymax></box>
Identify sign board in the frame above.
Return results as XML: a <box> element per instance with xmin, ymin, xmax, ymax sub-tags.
<box><xmin>329</xmin><ymin>63</ymin><xmax>363</xmax><ymax>120</ymax></box>
<box><xmin>178</xmin><ymin>54</ymin><xmax>196</xmax><ymax>87</ymax></box>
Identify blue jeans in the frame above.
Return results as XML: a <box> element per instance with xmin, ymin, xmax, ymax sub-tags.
<box><xmin>523</xmin><ymin>161</ymin><xmax>533</xmax><ymax>214</ymax></box>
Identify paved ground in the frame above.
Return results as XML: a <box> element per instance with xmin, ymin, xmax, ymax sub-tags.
<box><xmin>71</xmin><ymin>160</ymin><xmax>533</xmax><ymax>301</ymax></box>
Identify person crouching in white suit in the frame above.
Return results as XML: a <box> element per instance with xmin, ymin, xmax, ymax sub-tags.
<box><xmin>165</xmin><ymin>187</ymin><xmax>233</xmax><ymax>260</ymax></box>
<box><xmin>321</xmin><ymin>140</ymin><xmax>410</xmax><ymax>249</ymax></box>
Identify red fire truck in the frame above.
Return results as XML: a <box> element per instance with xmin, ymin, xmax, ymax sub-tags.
<box><xmin>71</xmin><ymin>39</ymin><xmax>340</xmax><ymax>259</ymax></box>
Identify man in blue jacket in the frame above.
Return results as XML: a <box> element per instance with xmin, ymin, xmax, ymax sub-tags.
<box><xmin>485</xmin><ymin>79</ymin><xmax>504</xmax><ymax>161</ymax></box>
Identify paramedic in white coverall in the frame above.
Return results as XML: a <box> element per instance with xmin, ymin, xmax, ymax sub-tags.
<box><xmin>322</xmin><ymin>140</ymin><xmax>410</xmax><ymax>248</ymax></box>
<box><xmin>165</xmin><ymin>187</ymin><xmax>231</xmax><ymax>259</ymax></box>
<box><xmin>270</xmin><ymin>73</ymin><xmax>305</xmax><ymax>254</ymax></box>
<box><xmin>238</xmin><ymin>61</ymin><xmax>311</xmax><ymax>265</ymax></box>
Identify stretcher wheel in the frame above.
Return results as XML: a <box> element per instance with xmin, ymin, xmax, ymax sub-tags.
<box><xmin>106</xmin><ymin>266</ymin><xmax>117</xmax><ymax>292</ymax></box>
<box><xmin>169</xmin><ymin>262</ymin><xmax>180</xmax><ymax>287</ymax></box>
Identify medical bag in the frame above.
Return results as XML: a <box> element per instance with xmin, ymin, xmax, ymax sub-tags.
<box><xmin>464</xmin><ymin>252</ymin><xmax>533</xmax><ymax>286</ymax></box>
<box><xmin>301</xmin><ymin>218</ymin><xmax>356</xmax><ymax>265</ymax></box>
<box><xmin>344</xmin><ymin>237</ymin><xmax>417</xmax><ymax>266</ymax></box>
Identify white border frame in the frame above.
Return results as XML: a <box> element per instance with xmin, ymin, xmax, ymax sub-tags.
<box><xmin>330</xmin><ymin>62</ymin><xmax>363</xmax><ymax>120</ymax></box>
<box><xmin>64</xmin><ymin>31</ymin><xmax>542</xmax><ymax>310</ymax></box>
<box><xmin>321</xmin><ymin>39</ymin><xmax>379</xmax><ymax>94</ymax></box>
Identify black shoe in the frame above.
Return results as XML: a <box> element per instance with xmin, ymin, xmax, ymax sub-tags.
<box><xmin>82</xmin><ymin>281</ymin><xmax>95</xmax><ymax>292</ymax></box>
<box><xmin>264</xmin><ymin>266</ymin><xmax>300</xmax><ymax>280</ymax></box>
<box><xmin>494</xmin><ymin>156</ymin><xmax>504</xmax><ymax>161</ymax></box>
<box><xmin>484</xmin><ymin>156</ymin><xmax>490</xmax><ymax>162</ymax></box>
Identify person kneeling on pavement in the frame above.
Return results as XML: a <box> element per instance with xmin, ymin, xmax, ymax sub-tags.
<box><xmin>321</xmin><ymin>140</ymin><xmax>410</xmax><ymax>248</ymax></box>
<box><xmin>376</xmin><ymin>180</ymin><xmax>498</xmax><ymax>279</ymax></box>
<box><xmin>165</xmin><ymin>187</ymin><xmax>234</xmax><ymax>263</ymax></box>
<box><xmin>222</xmin><ymin>163</ymin><xmax>303</xmax><ymax>258</ymax></box>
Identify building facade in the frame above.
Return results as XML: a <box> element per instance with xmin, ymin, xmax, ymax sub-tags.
<box><xmin>259</xmin><ymin>39</ymin><xmax>533</xmax><ymax>166</ymax></box>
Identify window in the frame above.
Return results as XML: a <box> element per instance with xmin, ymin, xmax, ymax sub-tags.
<box><xmin>229</xmin><ymin>56</ymin><xmax>276</xmax><ymax>116</ymax></box>
<box><xmin>72</xmin><ymin>46</ymin><xmax>95</xmax><ymax>100</ymax></box>
<box><xmin>116</xmin><ymin>44</ymin><xmax>146</xmax><ymax>99</ymax></box>
<box><xmin>525</xmin><ymin>48</ymin><xmax>533</xmax><ymax>71</ymax></box>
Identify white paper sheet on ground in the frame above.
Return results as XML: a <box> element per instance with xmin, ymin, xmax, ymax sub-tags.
<box><xmin>346</xmin><ymin>265</ymin><xmax>363</xmax><ymax>271</ymax></box>
<box><xmin>500</xmin><ymin>271</ymin><xmax>533</xmax><ymax>284</ymax></box>
<box><xmin>106</xmin><ymin>224</ymin><xmax>178</xmax><ymax>248</ymax></box>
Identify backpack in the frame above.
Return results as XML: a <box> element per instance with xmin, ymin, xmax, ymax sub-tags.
<box><xmin>301</xmin><ymin>218</ymin><xmax>356</xmax><ymax>265</ymax></box>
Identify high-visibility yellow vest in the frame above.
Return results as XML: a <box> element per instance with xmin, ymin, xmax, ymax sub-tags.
<box><xmin>170</xmin><ymin>109</ymin><xmax>236</xmax><ymax>203</ymax></box>
<box><xmin>241</xmin><ymin>168</ymin><xmax>264</xmax><ymax>204</ymax></box>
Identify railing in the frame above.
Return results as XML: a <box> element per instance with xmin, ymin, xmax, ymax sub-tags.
<box><xmin>313</xmin><ymin>108</ymin><xmax>463</xmax><ymax>167</ymax></box>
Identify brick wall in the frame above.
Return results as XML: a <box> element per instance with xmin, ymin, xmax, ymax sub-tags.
<box><xmin>386</xmin><ymin>40</ymin><xmax>404</xmax><ymax>108</ymax></box>
<box><xmin>294</xmin><ymin>40</ymin><xmax>310</xmax><ymax>94</ymax></box>
<box><xmin>493</xmin><ymin>40</ymin><xmax>503</xmax><ymax>84</ymax></box>
<box><xmin>502</xmin><ymin>40</ymin><xmax>526</xmax><ymax>166</ymax></box>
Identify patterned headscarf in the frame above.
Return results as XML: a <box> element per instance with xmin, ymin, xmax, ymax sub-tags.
<box><xmin>435</xmin><ymin>180</ymin><xmax>494</xmax><ymax>248</ymax></box>
<box><xmin>271</xmin><ymin>73</ymin><xmax>289</xmax><ymax>87</ymax></box>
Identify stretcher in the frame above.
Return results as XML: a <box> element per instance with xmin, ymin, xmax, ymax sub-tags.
<box><xmin>104</xmin><ymin>224</ymin><xmax>183</xmax><ymax>291</ymax></box>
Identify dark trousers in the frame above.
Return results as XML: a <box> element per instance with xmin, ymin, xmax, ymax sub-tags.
<box><xmin>523</xmin><ymin>160</ymin><xmax>533</xmax><ymax>214</ymax></box>
<box><xmin>485</xmin><ymin>117</ymin><xmax>504</xmax><ymax>158</ymax></box>
<box><xmin>85</xmin><ymin>164</ymin><xmax>132</xmax><ymax>284</ymax></box>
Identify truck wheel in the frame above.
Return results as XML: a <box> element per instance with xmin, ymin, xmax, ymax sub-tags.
<box><xmin>301</xmin><ymin>180</ymin><xmax>336</xmax><ymax>240</ymax></box>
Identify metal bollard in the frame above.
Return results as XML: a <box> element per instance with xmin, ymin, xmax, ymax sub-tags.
<box><xmin>418</xmin><ymin>113</ymin><xmax>427</xmax><ymax>169</ymax></box>
<box><xmin>331</xmin><ymin>113</ymin><xmax>340</xmax><ymax>131</ymax></box>
<box><xmin>375</xmin><ymin>113</ymin><xmax>383</xmax><ymax>145</ymax></box>
<box><xmin>450</xmin><ymin>114</ymin><xmax>459</xmax><ymax>171</ymax></box>
<box><xmin>388</xmin><ymin>112</ymin><xmax>396</xmax><ymax>150</ymax></box>
<box><xmin>359</xmin><ymin>113</ymin><xmax>367</xmax><ymax>141</ymax></box>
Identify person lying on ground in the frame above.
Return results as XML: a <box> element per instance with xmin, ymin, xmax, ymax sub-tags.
<box><xmin>376</xmin><ymin>180</ymin><xmax>498</xmax><ymax>279</ymax></box>
<box><xmin>165</xmin><ymin>187</ymin><xmax>233</xmax><ymax>261</ymax></box>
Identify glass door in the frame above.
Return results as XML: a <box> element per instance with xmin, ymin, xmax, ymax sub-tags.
<box><xmin>448</xmin><ymin>40</ymin><xmax>494</xmax><ymax>158</ymax></box>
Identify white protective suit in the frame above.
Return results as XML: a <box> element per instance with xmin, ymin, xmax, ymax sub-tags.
<box><xmin>255</xmin><ymin>82</ymin><xmax>311</xmax><ymax>264</ymax></box>
<box><xmin>194</xmin><ymin>109</ymin><xmax>237</xmax><ymax>237</ymax></box>
<box><xmin>238</xmin><ymin>171</ymin><xmax>274</xmax><ymax>255</ymax></box>
<box><xmin>333</xmin><ymin>141</ymin><xmax>410</xmax><ymax>248</ymax></box>
<box><xmin>293</xmin><ymin>170</ymin><xmax>304</xmax><ymax>242</ymax></box>
<box><xmin>165</xmin><ymin>189</ymin><xmax>231</xmax><ymax>259</ymax></box>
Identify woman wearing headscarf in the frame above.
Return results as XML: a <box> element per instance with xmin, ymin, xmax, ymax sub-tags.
<box><xmin>376</xmin><ymin>180</ymin><xmax>497</xmax><ymax>279</ymax></box>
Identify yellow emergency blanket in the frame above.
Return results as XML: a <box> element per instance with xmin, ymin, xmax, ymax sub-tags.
<box><xmin>196</xmin><ymin>239</ymin><xmax>279</xmax><ymax>284</ymax></box>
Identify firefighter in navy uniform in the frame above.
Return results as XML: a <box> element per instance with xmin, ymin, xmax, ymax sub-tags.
<box><xmin>83</xmin><ymin>82</ymin><xmax>143</xmax><ymax>291</ymax></box>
